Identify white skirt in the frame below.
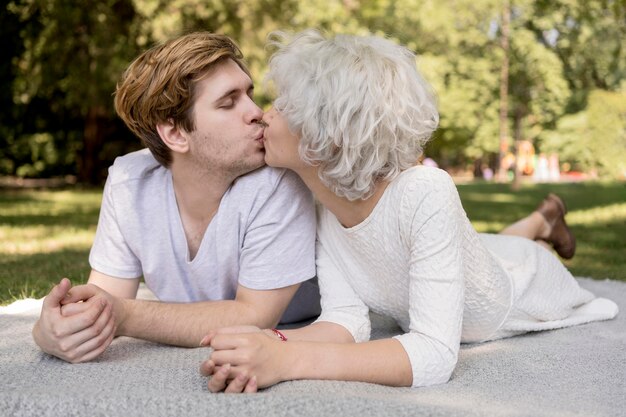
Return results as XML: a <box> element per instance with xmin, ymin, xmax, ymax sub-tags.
<box><xmin>478</xmin><ymin>234</ymin><xmax>618</xmax><ymax>341</ymax></box>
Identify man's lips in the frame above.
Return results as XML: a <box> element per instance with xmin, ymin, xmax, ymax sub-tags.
<box><xmin>254</xmin><ymin>130</ymin><xmax>266</xmax><ymax>149</ymax></box>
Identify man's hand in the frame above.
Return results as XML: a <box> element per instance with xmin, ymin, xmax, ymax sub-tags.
<box><xmin>32</xmin><ymin>278</ymin><xmax>116</xmax><ymax>363</ymax></box>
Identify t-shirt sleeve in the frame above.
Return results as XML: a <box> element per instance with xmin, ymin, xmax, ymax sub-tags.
<box><xmin>238</xmin><ymin>170</ymin><xmax>316</xmax><ymax>289</ymax></box>
<box><xmin>89</xmin><ymin>175</ymin><xmax>142</xmax><ymax>279</ymax></box>
<box><xmin>392</xmin><ymin>172</ymin><xmax>464</xmax><ymax>387</ymax></box>
<box><xmin>313</xmin><ymin>240</ymin><xmax>371</xmax><ymax>342</ymax></box>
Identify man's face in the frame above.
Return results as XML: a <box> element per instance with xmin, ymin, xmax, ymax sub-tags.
<box><xmin>185</xmin><ymin>59</ymin><xmax>265</xmax><ymax>178</ymax></box>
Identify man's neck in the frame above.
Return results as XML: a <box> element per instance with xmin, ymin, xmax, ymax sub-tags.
<box><xmin>170</xmin><ymin>158</ymin><xmax>235</xmax><ymax>260</ymax></box>
<box><xmin>294</xmin><ymin>166</ymin><xmax>388</xmax><ymax>229</ymax></box>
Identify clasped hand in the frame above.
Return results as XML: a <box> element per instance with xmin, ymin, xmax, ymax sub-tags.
<box><xmin>199</xmin><ymin>325</ymin><xmax>286</xmax><ymax>393</ymax></box>
<box><xmin>32</xmin><ymin>278</ymin><xmax>122</xmax><ymax>363</ymax></box>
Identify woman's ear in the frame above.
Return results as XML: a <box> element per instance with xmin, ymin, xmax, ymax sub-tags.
<box><xmin>156</xmin><ymin>119</ymin><xmax>189</xmax><ymax>154</ymax></box>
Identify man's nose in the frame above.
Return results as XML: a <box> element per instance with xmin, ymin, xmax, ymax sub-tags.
<box><xmin>246</xmin><ymin>98</ymin><xmax>264</xmax><ymax>124</ymax></box>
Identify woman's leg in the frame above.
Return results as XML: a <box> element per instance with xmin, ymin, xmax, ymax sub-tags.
<box><xmin>500</xmin><ymin>211</ymin><xmax>551</xmax><ymax>241</ymax></box>
<box><xmin>499</xmin><ymin>194</ymin><xmax>576</xmax><ymax>259</ymax></box>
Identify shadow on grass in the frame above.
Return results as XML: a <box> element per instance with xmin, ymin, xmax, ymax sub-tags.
<box><xmin>0</xmin><ymin>189</ymin><xmax>102</xmax><ymax>228</ymax></box>
<box><xmin>0</xmin><ymin>212</ymin><xmax>101</xmax><ymax>228</ymax></box>
<box><xmin>458</xmin><ymin>181</ymin><xmax>626</xmax><ymax>223</ymax></box>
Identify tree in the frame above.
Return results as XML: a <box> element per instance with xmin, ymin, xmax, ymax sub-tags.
<box><xmin>528</xmin><ymin>0</ymin><xmax>626</xmax><ymax>110</ymax></box>
<box><xmin>2</xmin><ymin>0</ymin><xmax>624</xmax><ymax>182</ymax></box>
<box><xmin>542</xmin><ymin>90</ymin><xmax>626</xmax><ymax>177</ymax></box>
<box><xmin>9</xmin><ymin>0</ymin><xmax>142</xmax><ymax>183</ymax></box>
<box><xmin>0</xmin><ymin>2</ymin><xmax>27</xmax><ymax>175</ymax></box>
<box><xmin>498</xmin><ymin>0</ymin><xmax>511</xmax><ymax>181</ymax></box>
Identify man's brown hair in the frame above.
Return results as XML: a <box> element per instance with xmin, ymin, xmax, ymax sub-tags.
<box><xmin>114</xmin><ymin>32</ymin><xmax>250</xmax><ymax>167</ymax></box>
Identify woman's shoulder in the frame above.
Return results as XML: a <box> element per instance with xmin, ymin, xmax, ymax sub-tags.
<box><xmin>398</xmin><ymin>165</ymin><xmax>453</xmax><ymax>181</ymax></box>
<box><xmin>393</xmin><ymin>165</ymin><xmax>456</xmax><ymax>197</ymax></box>
<box><xmin>391</xmin><ymin>165</ymin><xmax>461</xmax><ymax>229</ymax></box>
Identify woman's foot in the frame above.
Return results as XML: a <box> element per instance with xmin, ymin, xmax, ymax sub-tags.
<box><xmin>536</xmin><ymin>193</ymin><xmax>576</xmax><ymax>259</ymax></box>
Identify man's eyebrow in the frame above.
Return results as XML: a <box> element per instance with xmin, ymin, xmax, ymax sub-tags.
<box><xmin>214</xmin><ymin>84</ymin><xmax>254</xmax><ymax>103</ymax></box>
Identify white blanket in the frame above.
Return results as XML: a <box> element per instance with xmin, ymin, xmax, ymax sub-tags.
<box><xmin>1</xmin><ymin>278</ymin><xmax>624</xmax><ymax>417</ymax></box>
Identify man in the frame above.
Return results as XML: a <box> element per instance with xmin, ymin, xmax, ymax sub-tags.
<box><xmin>32</xmin><ymin>32</ymin><xmax>319</xmax><ymax>363</ymax></box>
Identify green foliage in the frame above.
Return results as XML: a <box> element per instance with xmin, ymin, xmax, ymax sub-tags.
<box><xmin>1</xmin><ymin>0</ymin><xmax>624</xmax><ymax>180</ymax></box>
<box><xmin>585</xmin><ymin>90</ymin><xmax>626</xmax><ymax>177</ymax></box>
<box><xmin>3</xmin><ymin>0</ymin><xmax>143</xmax><ymax>182</ymax></box>
<box><xmin>529</xmin><ymin>0</ymin><xmax>626</xmax><ymax>108</ymax></box>
<box><xmin>542</xmin><ymin>90</ymin><xmax>626</xmax><ymax>177</ymax></box>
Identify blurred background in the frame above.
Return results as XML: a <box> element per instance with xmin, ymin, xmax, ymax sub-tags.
<box><xmin>1</xmin><ymin>0</ymin><xmax>625</xmax><ymax>185</ymax></box>
<box><xmin>1</xmin><ymin>0</ymin><xmax>625</xmax><ymax>302</ymax></box>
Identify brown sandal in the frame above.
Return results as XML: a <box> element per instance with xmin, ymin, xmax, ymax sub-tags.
<box><xmin>536</xmin><ymin>193</ymin><xmax>576</xmax><ymax>259</ymax></box>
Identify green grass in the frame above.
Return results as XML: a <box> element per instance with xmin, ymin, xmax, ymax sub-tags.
<box><xmin>1</xmin><ymin>181</ymin><xmax>624</xmax><ymax>306</ymax></box>
<box><xmin>0</xmin><ymin>189</ymin><xmax>102</xmax><ymax>305</ymax></box>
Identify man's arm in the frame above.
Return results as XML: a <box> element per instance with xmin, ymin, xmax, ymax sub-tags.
<box><xmin>88</xmin><ymin>269</ymin><xmax>140</xmax><ymax>299</ymax></box>
<box><xmin>65</xmin><ymin>275</ymin><xmax>301</xmax><ymax>348</ymax></box>
<box><xmin>116</xmin><ymin>283</ymin><xmax>300</xmax><ymax>347</ymax></box>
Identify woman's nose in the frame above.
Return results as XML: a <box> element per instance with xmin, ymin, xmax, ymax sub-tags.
<box><xmin>261</xmin><ymin>107</ymin><xmax>274</xmax><ymax>124</ymax></box>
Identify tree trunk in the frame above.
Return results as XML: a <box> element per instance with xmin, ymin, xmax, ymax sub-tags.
<box><xmin>511</xmin><ymin>108</ymin><xmax>524</xmax><ymax>191</ymax></box>
<box><xmin>497</xmin><ymin>1</ymin><xmax>511</xmax><ymax>182</ymax></box>
<box><xmin>78</xmin><ymin>106</ymin><xmax>106</xmax><ymax>185</ymax></box>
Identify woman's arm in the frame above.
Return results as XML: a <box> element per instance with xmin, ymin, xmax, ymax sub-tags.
<box><xmin>202</xmin><ymin>330</ymin><xmax>413</xmax><ymax>391</ymax></box>
<box><xmin>397</xmin><ymin>170</ymin><xmax>465</xmax><ymax>386</ymax></box>
<box><xmin>280</xmin><ymin>321</ymin><xmax>355</xmax><ymax>343</ymax></box>
<box><xmin>284</xmin><ymin>338</ymin><xmax>412</xmax><ymax>385</ymax></box>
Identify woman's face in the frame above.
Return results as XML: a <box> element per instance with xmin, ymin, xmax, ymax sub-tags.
<box><xmin>261</xmin><ymin>107</ymin><xmax>303</xmax><ymax>170</ymax></box>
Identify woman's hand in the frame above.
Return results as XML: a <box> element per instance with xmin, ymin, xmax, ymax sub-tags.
<box><xmin>199</xmin><ymin>326</ymin><xmax>288</xmax><ymax>393</ymax></box>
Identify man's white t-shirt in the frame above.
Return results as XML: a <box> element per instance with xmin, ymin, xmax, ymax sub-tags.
<box><xmin>89</xmin><ymin>149</ymin><xmax>319</xmax><ymax>322</ymax></box>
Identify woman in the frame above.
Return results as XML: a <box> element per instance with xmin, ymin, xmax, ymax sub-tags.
<box><xmin>198</xmin><ymin>30</ymin><xmax>618</xmax><ymax>393</ymax></box>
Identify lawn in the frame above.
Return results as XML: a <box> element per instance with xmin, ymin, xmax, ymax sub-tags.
<box><xmin>1</xmin><ymin>180</ymin><xmax>624</xmax><ymax>305</ymax></box>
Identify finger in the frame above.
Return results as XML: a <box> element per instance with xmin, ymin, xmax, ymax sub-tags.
<box><xmin>200</xmin><ymin>359</ymin><xmax>216</xmax><ymax>377</ymax></box>
<box><xmin>61</xmin><ymin>301</ymin><xmax>91</xmax><ymax>317</ymax></box>
<box><xmin>210</xmin><ymin>334</ymin><xmax>248</xmax><ymax>350</ymax></box>
<box><xmin>61</xmin><ymin>284</ymin><xmax>99</xmax><ymax>305</ymax></box>
<box><xmin>59</xmin><ymin>302</ymin><xmax>113</xmax><ymax>354</ymax></box>
<box><xmin>78</xmin><ymin>330</ymin><xmax>115</xmax><ymax>363</ymax></box>
<box><xmin>55</xmin><ymin>297</ymin><xmax>108</xmax><ymax>337</ymax></box>
<box><xmin>199</xmin><ymin>331</ymin><xmax>216</xmax><ymax>347</ymax></box>
<box><xmin>208</xmin><ymin>349</ymin><xmax>241</xmax><ymax>367</ymax></box>
<box><xmin>72</xmin><ymin>312</ymin><xmax>116</xmax><ymax>362</ymax></box>
<box><xmin>207</xmin><ymin>364</ymin><xmax>230</xmax><ymax>393</ymax></box>
<box><xmin>225</xmin><ymin>372</ymin><xmax>250</xmax><ymax>394</ymax></box>
<box><xmin>43</xmin><ymin>278</ymin><xmax>72</xmax><ymax>310</ymax></box>
<box><xmin>243</xmin><ymin>376</ymin><xmax>258</xmax><ymax>393</ymax></box>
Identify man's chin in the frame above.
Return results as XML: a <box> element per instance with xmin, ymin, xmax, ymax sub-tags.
<box><xmin>232</xmin><ymin>159</ymin><xmax>267</xmax><ymax>177</ymax></box>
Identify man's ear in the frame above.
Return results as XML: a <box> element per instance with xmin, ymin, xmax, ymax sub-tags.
<box><xmin>156</xmin><ymin>119</ymin><xmax>189</xmax><ymax>154</ymax></box>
